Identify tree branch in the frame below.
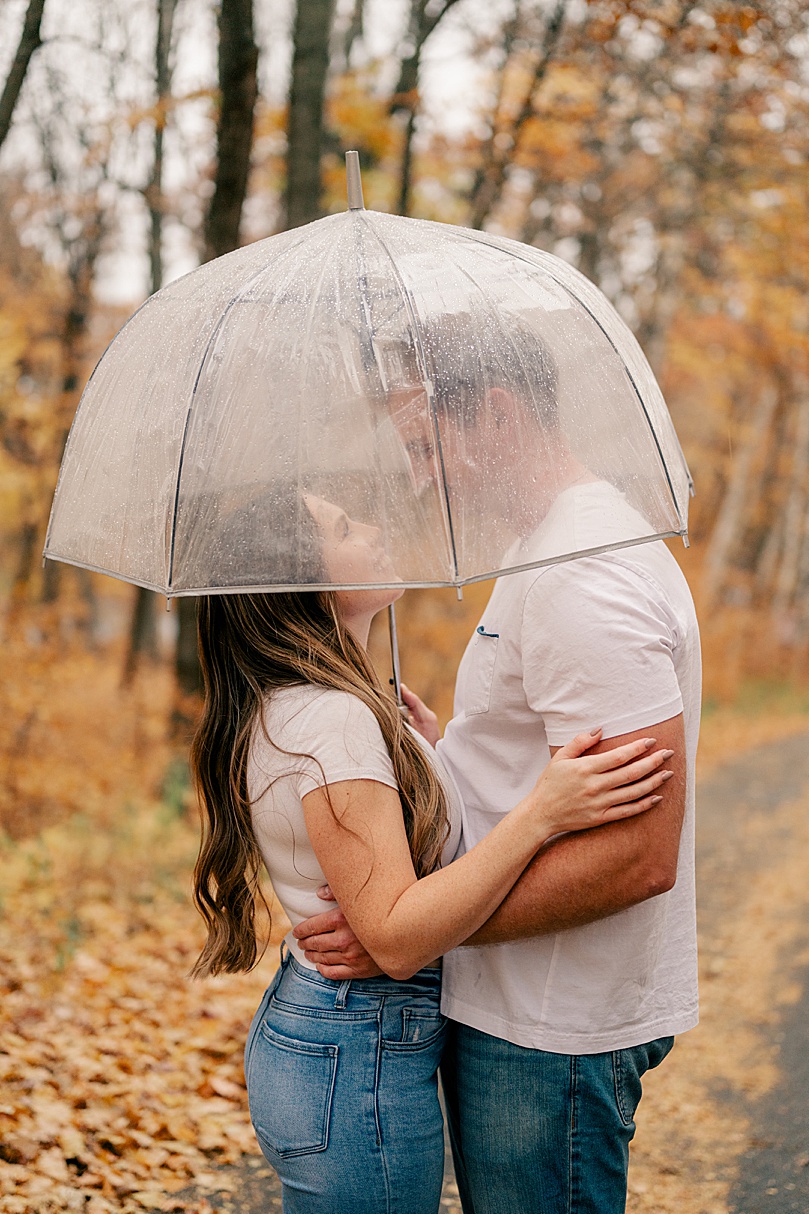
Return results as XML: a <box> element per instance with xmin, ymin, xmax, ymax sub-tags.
<box><xmin>0</xmin><ymin>0</ymin><xmax>47</xmax><ymax>152</ymax></box>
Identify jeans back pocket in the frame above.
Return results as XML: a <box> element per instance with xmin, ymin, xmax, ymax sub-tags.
<box><xmin>248</xmin><ymin>1021</ymin><xmax>338</xmax><ymax>1158</ymax></box>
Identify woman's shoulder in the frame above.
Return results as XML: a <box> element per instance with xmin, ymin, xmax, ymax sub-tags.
<box><xmin>261</xmin><ymin>683</ymin><xmax>383</xmax><ymax>746</ymax></box>
<box><xmin>253</xmin><ymin>683</ymin><xmax>396</xmax><ymax>789</ymax></box>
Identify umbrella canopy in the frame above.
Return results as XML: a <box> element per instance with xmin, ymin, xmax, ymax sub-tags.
<box><xmin>44</xmin><ymin>158</ymin><xmax>691</xmax><ymax>597</ymax></box>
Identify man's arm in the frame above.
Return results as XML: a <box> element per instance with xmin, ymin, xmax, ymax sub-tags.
<box><xmin>467</xmin><ymin>714</ymin><xmax>685</xmax><ymax>944</ymax></box>
<box><xmin>294</xmin><ymin>714</ymin><xmax>684</xmax><ymax>973</ymax></box>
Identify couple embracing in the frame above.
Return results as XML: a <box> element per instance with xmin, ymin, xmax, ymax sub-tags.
<box><xmin>189</xmin><ymin>328</ymin><xmax>700</xmax><ymax>1214</ymax></box>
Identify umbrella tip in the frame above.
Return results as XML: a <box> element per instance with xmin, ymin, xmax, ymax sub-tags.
<box><xmin>346</xmin><ymin>150</ymin><xmax>365</xmax><ymax>211</ymax></box>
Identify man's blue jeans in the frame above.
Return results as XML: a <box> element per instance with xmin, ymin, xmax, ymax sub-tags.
<box><xmin>442</xmin><ymin>1021</ymin><xmax>674</xmax><ymax>1214</ymax></box>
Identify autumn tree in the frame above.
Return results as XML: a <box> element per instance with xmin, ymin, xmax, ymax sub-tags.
<box><xmin>125</xmin><ymin>0</ymin><xmax>180</xmax><ymax>683</ymax></box>
<box><xmin>0</xmin><ymin>0</ymin><xmax>47</xmax><ymax>151</ymax></box>
<box><xmin>285</xmin><ymin>0</ymin><xmax>336</xmax><ymax>228</ymax></box>
<box><xmin>389</xmin><ymin>0</ymin><xmax>465</xmax><ymax>216</ymax></box>
<box><xmin>175</xmin><ymin>0</ymin><xmax>259</xmax><ymax>699</ymax></box>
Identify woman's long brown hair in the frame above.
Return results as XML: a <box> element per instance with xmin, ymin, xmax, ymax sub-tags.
<box><xmin>190</xmin><ymin>590</ymin><xmax>450</xmax><ymax>977</ymax></box>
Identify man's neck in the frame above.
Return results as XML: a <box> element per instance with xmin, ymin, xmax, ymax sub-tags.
<box><xmin>512</xmin><ymin>456</ymin><xmax>599</xmax><ymax>537</ymax></box>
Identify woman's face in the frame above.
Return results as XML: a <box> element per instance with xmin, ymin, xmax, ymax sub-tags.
<box><xmin>304</xmin><ymin>494</ymin><xmax>404</xmax><ymax>624</ymax></box>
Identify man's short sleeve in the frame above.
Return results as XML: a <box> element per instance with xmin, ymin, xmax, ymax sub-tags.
<box><xmin>521</xmin><ymin>556</ymin><xmax>684</xmax><ymax>746</ymax></box>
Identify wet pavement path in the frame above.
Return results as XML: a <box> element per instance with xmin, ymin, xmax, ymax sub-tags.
<box><xmin>695</xmin><ymin>734</ymin><xmax>809</xmax><ymax>1214</ymax></box>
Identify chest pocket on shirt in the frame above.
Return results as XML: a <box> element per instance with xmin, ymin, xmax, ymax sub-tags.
<box><xmin>464</xmin><ymin>626</ymin><xmax>500</xmax><ymax>715</ymax></box>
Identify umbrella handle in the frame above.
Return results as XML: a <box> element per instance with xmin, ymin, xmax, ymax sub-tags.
<box><xmin>388</xmin><ymin>602</ymin><xmax>405</xmax><ymax>710</ymax></box>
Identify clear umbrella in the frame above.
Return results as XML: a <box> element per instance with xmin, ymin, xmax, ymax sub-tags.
<box><xmin>44</xmin><ymin>152</ymin><xmax>691</xmax><ymax>610</ymax></box>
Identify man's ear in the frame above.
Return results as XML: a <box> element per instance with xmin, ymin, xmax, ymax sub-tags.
<box><xmin>485</xmin><ymin>386</ymin><xmax>517</xmax><ymax>430</ymax></box>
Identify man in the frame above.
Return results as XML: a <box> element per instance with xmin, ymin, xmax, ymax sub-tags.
<box><xmin>294</xmin><ymin>320</ymin><xmax>700</xmax><ymax>1213</ymax></box>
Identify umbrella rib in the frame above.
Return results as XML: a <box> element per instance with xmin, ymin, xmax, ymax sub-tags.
<box><xmin>42</xmin><ymin>528</ymin><xmax>684</xmax><ymax>597</ymax></box>
<box><xmin>552</xmin><ymin>280</ymin><xmax>684</xmax><ymax>530</ymax></box>
<box><xmin>165</xmin><ymin>233</ymin><xmax>314</xmax><ymax>591</ymax></box>
<box><xmin>43</xmin><ymin>290</ymin><xmax>157</xmax><ymax>561</ymax></box>
<box><xmin>40</xmin><ymin>551</ymin><xmax>170</xmax><ymax>597</ymax></box>
<box><xmin>456</xmin><ymin>528</ymin><xmax>686</xmax><ymax>587</ymax></box>
<box><xmin>166</xmin><ymin>300</ymin><xmax>238</xmax><ymax>592</ymax></box>
<box><xmin>361</xmin><ymin>214</ymin><xmax>461</xmax><ymax>584</ymax></box>
<box><xmin>446</xmin><ymin>227</ymin><xmax>688</xmax><ymax>535</ymax></box>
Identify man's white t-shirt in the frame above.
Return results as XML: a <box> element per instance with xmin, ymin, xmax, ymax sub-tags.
<box><xmin>248</xmin><ymin>684</ymin><xmax>463</xmax><ymax>969</ymax></box>
<box><xmin>438</xmin><ymin>481</ymin><xmax>701</xmax><ymax>1054</ymax></box>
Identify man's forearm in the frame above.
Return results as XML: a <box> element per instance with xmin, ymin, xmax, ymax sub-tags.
<box><xmin>465</xmin><ymin>816</ymin><xmax>670</xmax><ymax>944</ymax></box>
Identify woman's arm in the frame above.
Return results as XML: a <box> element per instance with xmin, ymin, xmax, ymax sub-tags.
<box><xmin>301</xmin><ymin>731</ymin><xmax>672</xmax><ymax>980</ymax></box>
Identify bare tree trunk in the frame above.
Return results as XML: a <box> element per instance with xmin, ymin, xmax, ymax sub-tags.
<box><xmin>773</xmin><ymin>389</ymin><xmax>809</xmax><ymax>619</ymax></box>
<box><xmin>202</xmin><ymin>0</ymin><xmax>259</xmax><ymax>261</ymax></box>
<box><xmin>701</xmin><ymin>384</ymin><xmax>779</xmax><ymax>610</ymax></box>
<box><xmin>341</xmin><ymin>0</ymin><xmax>365</xmax><ymax>65</ymax></box>
<box><xmin>125</xmin><ymin>0</ymin><xmax>178</xmax><ymax>684</ymax></box>
<box><xmin>468</xmin><ymin>0</ymin><xmax>567</xmax><ymax>231</ymax></box>
<box><xmin>42</xmin><ymin>222</ymin><xmax>106</xmax><ymax>604</ymax></box>
<box><xmin>755</xmin><ymin>508</ymin><xmax>783</xmax><ymax>598</ymax></box>
<box><xmin>389</xmin><ymin>0</ymin><xmax>462</xmax><ymax>217</ymax></box>
<box><xmin>0</xmin><ymin>0</ymin><xmax>46</xmax><ymax>151</ymax></box>
<box><xmin>147</xmin><ymin>0</ymin><xmax>177</xmax><ymax>295</ymax></box>
<box><xmin>176</xmin><ymin>0</ymin><xmax>259</xmax><ymax>705</ymax></box>
<box><xmin>285</xmin><ymin>0</ymin><xmax>336</xmax><ymax>230</ymax></box>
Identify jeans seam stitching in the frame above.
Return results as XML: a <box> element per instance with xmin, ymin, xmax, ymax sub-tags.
<box><xmin>569</xmin><ymin>1053</ymin><xmax>578</xmax><ymax>1214</ymax></box>
<box><xmin>613</xmin><ymin>1049</ymin><xmax>633</xmax><ymax>1127</ymax></box>
<box><xmin>373</xmin><ymin>1007</ymin><xmax>393</xmax><ymax>1212</ymax></box>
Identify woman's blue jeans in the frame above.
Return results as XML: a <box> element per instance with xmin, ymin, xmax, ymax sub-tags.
<box><xmin>442</xmin><ymin>1021</ymin><xmax>674</xmax><ymax>1214</ymax></box>
<box><xmin>244</xmin><ymin>950</ymin><xmax>446</xmax><ymax>1213</ymax></box>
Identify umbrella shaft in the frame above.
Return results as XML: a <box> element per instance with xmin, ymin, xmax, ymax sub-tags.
<box><xmin>388</xmin><ymin>603</ymin><xmax>404</xmax><ymax>707</ymax></box>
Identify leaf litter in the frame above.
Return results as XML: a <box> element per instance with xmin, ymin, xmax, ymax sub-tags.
<box><xmin>0</xmin><ymin>638</ymin><xmax>288</xmax><ymax>1214</ymax></box>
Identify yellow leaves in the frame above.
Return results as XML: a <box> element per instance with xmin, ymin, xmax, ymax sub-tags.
<box><xmin>327</xmin><ymin>71</ymin><xmax>400</xmax><ymax>165</ymax></box>
<box><xmin>1</xmin><ymin>626</ymin><xmax>290</xmax><ymax>1211</ymax></box>
<box><xmin>0</xmin><ymin>626</ymin><xmax>175</xmax><ymax>839</ymax></box>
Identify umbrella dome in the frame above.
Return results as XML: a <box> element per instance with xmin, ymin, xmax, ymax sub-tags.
<box><xmin>44</xmin><ymin>163</ymin><xmax>691</xmax><ymax>597</ymax></box>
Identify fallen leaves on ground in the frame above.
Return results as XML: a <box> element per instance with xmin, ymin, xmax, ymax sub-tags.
<box><xmin>0</xmin><ymin>785</ymin><xmax>287</xmax><ymax>1213</ymax></box>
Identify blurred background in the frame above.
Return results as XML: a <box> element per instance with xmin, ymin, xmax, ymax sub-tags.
<box><xmin>2</xmin><ymin>3</ymin><xmax>809</xmax><ymax>1212</ymax></box>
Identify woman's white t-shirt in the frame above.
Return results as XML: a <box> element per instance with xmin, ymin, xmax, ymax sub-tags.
<box><xmin>248</xmin><ymin>684</ymin><xmax>463</xmax><ymax>968</ymax></box>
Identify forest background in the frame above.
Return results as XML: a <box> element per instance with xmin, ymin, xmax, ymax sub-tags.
<box><xmin>2</xmin><ymin>1</ymin><xmax>809</xmax><ymax>1212</ymax></box>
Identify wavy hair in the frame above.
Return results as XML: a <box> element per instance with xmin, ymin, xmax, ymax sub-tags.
<box><xmin>190</xmin><ymin>510</ymin><xmax>449</xmax><ymax>977</ymax></box>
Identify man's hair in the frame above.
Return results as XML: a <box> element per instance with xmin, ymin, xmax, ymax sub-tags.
<box><xmin>401</xmin><ymin>313</ymin><xmax>560</xmax><ymax>430</ymax></box>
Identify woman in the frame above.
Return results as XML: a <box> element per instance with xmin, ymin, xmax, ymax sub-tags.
<box><xmin>190</xmin><ymin>493</ymin><xmax>673</xmax><ymax>1214</ymax></box>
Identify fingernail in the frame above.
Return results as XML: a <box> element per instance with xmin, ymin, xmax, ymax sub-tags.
<box><xmin>661</xmin><ymin>770</ymin><xmax>674</xmax><ymax>781</ymax></box>
<box><xmin>589</xmin><ymin>725</ymin><xmax>603</xmax><ymax>735</ymax></box>
<box><xmin>644</xmin><ymin>738</ymin><xmax>656</xmax><ymax>750</ymax></box>
<box><xmin>662</xmin><ymin>749</ymin><xmax>674</xmax><ymax>760</ymax></box>
<box><xmin>650</xmin><ymin>795</ymin><xmax>663</xmax><ymax>805</ymax></box>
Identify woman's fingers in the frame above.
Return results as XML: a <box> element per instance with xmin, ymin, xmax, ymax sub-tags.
<box><xmin>399</xmin><ymin>682</ymin><xmax>441</xmax><ymax>746</ymax></box>
<box><xmin>399</xmin><ymin>682</ymin><xmax>427</xmax><ymax>714</ymax></box>
<box><xmin>555</xmin><ymin>727</ymin><xmax>603</xmax><ymax>759</ymax></box>
<box><xmin>587</xmin><ymin>736</ymin><xmax>659</xmax><ymax>772</ymax></box>
<box><xmin>600</xmin><ymin>792</ymin><xmax>665</xmax><ymax>822</ymax></box>
<box><xmin>598</xmin><ymin>747</ymin><xmax>675</xmax><ymax>790</ymax></box>
<box><xmin>597</xmin><ymin>767</ymin><xmax>674</xmax><ymax>811</ymax></box>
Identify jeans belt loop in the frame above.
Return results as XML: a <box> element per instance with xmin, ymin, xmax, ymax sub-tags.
<box><xmin>334</xmin><ymin>979</ymin><xmax>351</xmax><ymax>1009</ymax></box>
